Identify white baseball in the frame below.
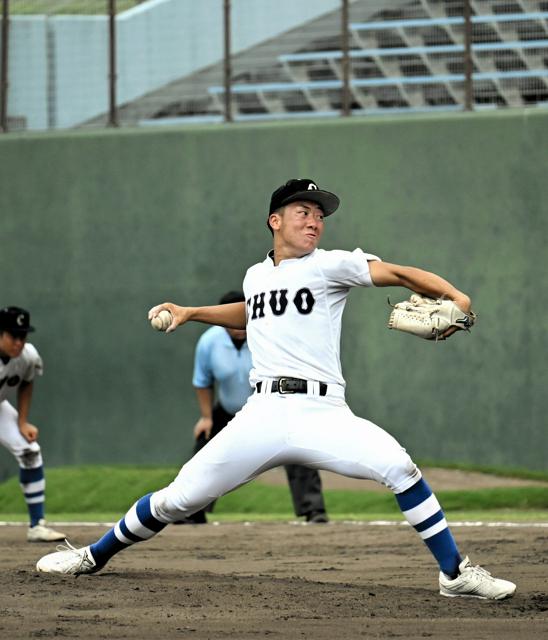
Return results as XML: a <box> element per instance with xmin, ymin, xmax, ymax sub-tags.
<box><xmin>151</xmin><ymin>309</ymin><xmax>172</xmax><ymax>332</ymax></box>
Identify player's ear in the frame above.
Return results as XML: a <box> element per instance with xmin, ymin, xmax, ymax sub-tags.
<box><xmin>268</xmin><ymin>210</ymin><xmax>283</xmax><ymax>231</ymax></box>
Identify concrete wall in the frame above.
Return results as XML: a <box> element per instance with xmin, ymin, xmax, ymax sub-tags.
<box><xmin>0</xmin><ymin>109</ymin><xmax>546</xmax><ymax>474</ymax></box>
<box><xmin>3</xmin><ymin>16</ymin><xmax>49</xmax><ymax>130</ymax></box>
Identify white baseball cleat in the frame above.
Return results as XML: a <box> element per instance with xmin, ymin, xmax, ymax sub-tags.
<box><xmin>27</xmin><ymin>519</ymin><xmax>66</xmax><ymax>543</ymax></box>
<box><xmin>439</xmin><ymin>556</ymin><xmax>516</xmax><ymax>600</ymax></box>
<box><xmin>36</xmin><ymin>541</ymin><xmax>98</xmax><ymax>575</ymax></box>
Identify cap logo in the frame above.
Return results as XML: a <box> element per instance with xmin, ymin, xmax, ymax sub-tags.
<box><xmin>307</xmin><ymin>183</ymin><xmax>318</xmax><ymax>190</ymax></box>
<box><xmin>16</xmin><ymin>314</ymin><xmax>25</xmax><ymax>327</ymax></box>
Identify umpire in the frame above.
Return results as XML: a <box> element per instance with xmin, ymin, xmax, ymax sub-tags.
<box><xmin>182</xmin><ymin>290</ymin><xmax>328</xmax><ymax>524</ymax></box>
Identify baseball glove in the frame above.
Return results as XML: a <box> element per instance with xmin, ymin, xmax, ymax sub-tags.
<box><xmin>387</xmin><ymin>294</ymin><xmax>476</xmax><ymax>341</ymax></box>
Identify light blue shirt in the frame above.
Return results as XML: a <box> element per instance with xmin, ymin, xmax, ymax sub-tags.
<box><xmin>192</xmin><ymin>325</ymin><xmax>253</xmax><ymax>415</ymax></box>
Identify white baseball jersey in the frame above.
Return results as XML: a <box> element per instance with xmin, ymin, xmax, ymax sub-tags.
<box><xmin>243</xmin><ymin>248</ymin><xmax>380</xmax><ymax>387</ymax></box>
<box><xmin>0</xmin><ymin>343</ymin><xmax>43</xmax><ymax>403</ymax></box>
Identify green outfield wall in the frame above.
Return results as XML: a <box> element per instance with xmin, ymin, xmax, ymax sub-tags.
<box><xmin>0</xmin><ymin>109</ymin><xmax>546</xmax><ymax>475</ymax></box>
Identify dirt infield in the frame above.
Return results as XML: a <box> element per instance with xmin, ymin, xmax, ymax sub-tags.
<box><xmin>1</xmin><ymin>521</ymin><xmax>547</xmax><ymax>639</ymax></box>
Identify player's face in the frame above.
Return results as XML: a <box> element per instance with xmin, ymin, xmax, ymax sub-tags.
<box><xmin>0</xmin><ymin>330</ymin><xmax>27</xmax><ymax>358</ymax></box>
<box><xmin>271</xmin><ymin>201</ymin><xmax>325</xmax><ymax>257</ymax></box>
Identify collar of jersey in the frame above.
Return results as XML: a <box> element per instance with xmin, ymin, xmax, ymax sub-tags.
<box><xmin>267</xmin><ymin>249</ymin><xmax>315</xmax><ymax>266</ymax></box>
<box><xmin>211</xmin><ymin>326</ymin><xmax>238</xmax><ymax>347</ymax></box>
<box><xmin>217</xmin><ymin>327</ymin><xmax>247</xmax><ymax>350</ymax></box>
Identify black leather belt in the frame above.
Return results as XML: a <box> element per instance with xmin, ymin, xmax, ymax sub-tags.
<box><xmin>256</xmin><ymin>377</ymin><xmax>327</xmax><ymax>396</ymax></box>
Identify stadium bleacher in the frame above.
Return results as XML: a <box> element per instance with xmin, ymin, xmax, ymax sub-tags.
<box><xmin>138</xmin><ymin>0</ymin><xmax>548</xmax><ymax>125</ymax></box>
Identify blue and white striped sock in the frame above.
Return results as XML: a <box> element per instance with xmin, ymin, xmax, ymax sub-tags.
<box><xmin>19</xmin><ymin>465</ymin><xmax>45</xmax><ymax>527</ymax></box>
<box><xmin>90</xmin><ymin>493</ymin><xmax>167</xmax><ymax>568</ymax></box>
<box><xmin>396</xmin><ymin>478</ymin><xmax>461</xmax><ymax>578</ymax></box>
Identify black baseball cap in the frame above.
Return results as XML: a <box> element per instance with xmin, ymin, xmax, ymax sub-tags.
<box><xmin>0</xmin><ymin>306</ymin><xmax>35</xmax><ymax>334</ymax></box>
<box><xmin>269</xmin><ymin>178</ymin><xmax>340</xmax><ymax>217</ymax></box>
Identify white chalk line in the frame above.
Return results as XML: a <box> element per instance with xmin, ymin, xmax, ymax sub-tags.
<box><xmin>1</xmin><ymin>520</ymin><xmax>547</xmax><ymax>528</ymax></box>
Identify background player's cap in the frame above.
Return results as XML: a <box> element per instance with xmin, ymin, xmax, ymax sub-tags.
<box><xmin>0</xmin><ymin>306</ymin><xmax>35</xmax><ymax>334</ymax></box>
<box><xmin>219</xmin><ymin>290</ymin><xmax>244</xmax><ymax>305</ymax></box>
<box><xmin>269</xmin><ymin>178</ymin><xmax>340</xmax><ymax>217</ymax></box>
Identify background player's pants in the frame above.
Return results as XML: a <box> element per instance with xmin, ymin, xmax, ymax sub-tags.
<box><xmin>191</xmin><ymin>402</ymin><xmax>326</xmax><ymax>521</ymax></box>
<box><xmin>284</xmin><ymin>463</ymin><xmax>326</xmax><ymax>517</ymax></box>
<box><xmin>0</xmin><ymin>400</ymin><xmax>46</xmax><ymax>526</ymax></box>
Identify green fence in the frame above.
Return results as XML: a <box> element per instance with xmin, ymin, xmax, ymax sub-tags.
<box><xmin>0</xmin><ymin>109</ymin><xmax>546</xmax><ymax>474</ymax></box>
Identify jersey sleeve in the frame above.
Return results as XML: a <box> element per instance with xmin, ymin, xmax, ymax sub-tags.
<box><xmin>192</xmin><ymin>331</ymin><xmax>214</xmax><ymax>388</ymax></box>
<box><xmin>317</xmin><ymin>248</ymin><xmax>381</xmax><ymax>288</ymax></box>
<box><xmin>22</xmin><ymin>344</ymin><xmax>44</xmax><ymax>381</ymax></box>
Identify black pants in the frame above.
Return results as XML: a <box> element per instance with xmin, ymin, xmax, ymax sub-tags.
<box><xmin>193</xmin><ymin>403</ymin><xmax>327</xmax><ymax>518</ymax></box>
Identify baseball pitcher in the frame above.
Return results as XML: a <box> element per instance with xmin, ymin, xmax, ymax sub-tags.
<box><xmin>36</xmin><ymin>179</ymin><xmax>514</xmax><ymax>601</ymax></box>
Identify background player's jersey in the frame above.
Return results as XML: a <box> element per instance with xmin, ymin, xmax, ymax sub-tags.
<box><xmin>0</xmin><ymin>343</ymin><xmax>43</xmax><ymax>403</ymax></box>
<box><xmin>243</xmin><ymin>248</ymin><xmax>380</xmax><ymax>386</ymax></box>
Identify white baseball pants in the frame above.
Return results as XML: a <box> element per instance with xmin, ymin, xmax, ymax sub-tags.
<box><xmin>153</xmin><ymin>391</ymin><xmax>421</xmax><ymax>521</ymax></box>
<box><xmin>0</xmin><ymin>400</ymin><xmax>43</xmax><ymax>468</ymax></box>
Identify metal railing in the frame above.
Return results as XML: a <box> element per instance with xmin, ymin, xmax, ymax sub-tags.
<box><xmin>1</xmin><ymin>0</ymin><xmax>547</xmax><ymax>132</ymax></box>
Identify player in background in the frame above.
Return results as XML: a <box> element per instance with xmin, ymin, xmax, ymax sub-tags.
<box><xmin>0</xmin><ymin>307</ymin><xmax>65</xmax><ymax>542</ymax></box>
<box><xmin>179</xmin><ymin>290</ymin><xmax>328</xmax><ymax>525</ymax></box>
<box><xmin>36</xmin><ymin>179</ymin><xmax>515</xmax><ymax>600</ymax></box>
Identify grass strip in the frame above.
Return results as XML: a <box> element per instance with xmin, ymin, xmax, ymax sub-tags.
<box><xmin>0</xmin><ymin>465</ymin><xmax>546</xmax><ymax>517</ymax></box>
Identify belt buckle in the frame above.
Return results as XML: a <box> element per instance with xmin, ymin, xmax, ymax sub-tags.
<box><xmin>278</xmin><ymin>377</ymin><xmax>296</xmax><ymax>394</ymax></box>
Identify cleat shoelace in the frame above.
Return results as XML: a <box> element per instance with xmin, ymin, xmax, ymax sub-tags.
<box><xmin>462</xmin><ymin>564</ymin><xmax>495</xmax><ymax>594</ymax></box>
<box><xmin>54</xmin><ymin>540</ymin><xmax>94</xmax><ymax>574</ymax></box>
<box><xmin>55</xmin><ymin>539</ymin><xmax>78</xmax><ymax>554</ymax></box>
<box><xmin>467</xmin><ymin>564</ymin><xmax>492</xmax><ymax>580</ymax></box>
